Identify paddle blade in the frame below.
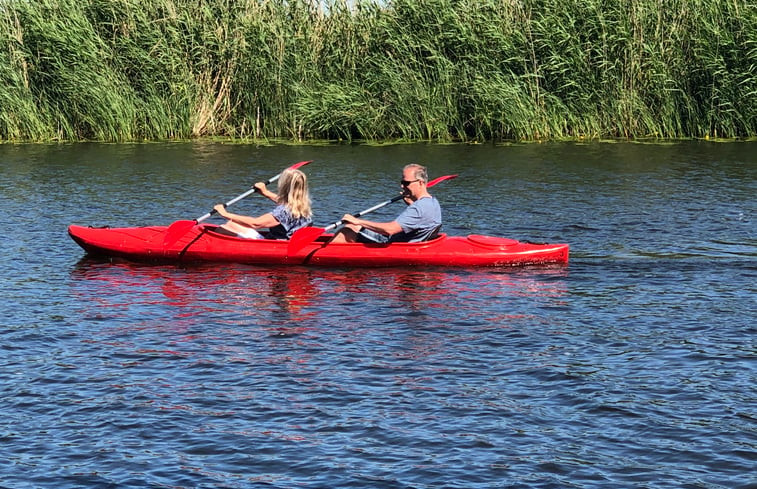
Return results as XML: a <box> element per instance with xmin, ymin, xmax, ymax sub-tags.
<box><xmin>427</xmin><ymin>174</ymin><xmax>458</xmax><ymax>187</ymax></box>
<box><xmin>162</xmin><ymin>219</ymin><xmax>197</xmax><ymax>246</ymax></box>
<box><xmin>287</xmin><ymin>226</ymin><xmax>326</xmax><ymax>254</ymax></box>
<box><xmin>289</xmin><ymin>160</ymin><xmax>313</xmax><ymax>171</ymax></box>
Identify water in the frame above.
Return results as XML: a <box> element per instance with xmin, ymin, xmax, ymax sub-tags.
<box><xmin>1</xmin><ymin>141</ymin><xmax>755</xmax><ymax>488</ymax></box>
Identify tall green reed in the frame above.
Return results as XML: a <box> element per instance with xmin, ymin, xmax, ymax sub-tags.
<box><xmin>0</xmin><ymin>0</ymin><xmax>754</xmax><ymax>142</ymax></box>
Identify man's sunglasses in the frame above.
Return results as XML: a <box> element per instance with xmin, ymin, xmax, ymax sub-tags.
<box><xmin>400</xmin><ymin>179</ymin><xmax>420</xmax><ymax>187</ymax></box>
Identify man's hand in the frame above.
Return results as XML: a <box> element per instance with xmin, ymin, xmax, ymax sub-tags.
<box><xmin>341</xmin><ymin>214</ymin><xmax>359</xmax><ymax>226</ymax></box>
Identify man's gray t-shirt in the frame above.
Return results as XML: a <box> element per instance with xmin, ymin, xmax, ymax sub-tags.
<box><xmin>391</xmin><ymin>196</ymin><xmax>442</xmax><ymax>242</ymax></box>
<box><xmin>357</xmin><ymin>196</ymin><xmax>442</xmax><ymax>243</ymax></box>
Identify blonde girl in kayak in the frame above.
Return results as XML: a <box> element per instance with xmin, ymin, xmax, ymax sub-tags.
<box><xmin>213</xmin><ymin>168</ymin><xmax>312</xmax><ymax>239</ymax></box>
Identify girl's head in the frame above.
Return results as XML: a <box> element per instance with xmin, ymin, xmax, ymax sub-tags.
<box><xmin>277</xmin><ymin>168</ymin><xmax>312</xmax><ymax>219</ymax></box>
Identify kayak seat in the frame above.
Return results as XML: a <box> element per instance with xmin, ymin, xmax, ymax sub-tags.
<box><xmin>424</xmin><ymin>224</ymin><xmax>442</xmax><ymax>241</ymax></box>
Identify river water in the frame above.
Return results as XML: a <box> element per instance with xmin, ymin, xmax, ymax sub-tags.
<box><xmin>1</xmin><ymin>141</ymin><xmax>754</xmax><ymax>488</ymax></box>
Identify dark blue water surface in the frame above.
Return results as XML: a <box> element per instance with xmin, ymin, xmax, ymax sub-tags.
<box><xmin>0</xmin><ymin>141</ymin><xmax>754</xmax><ymax>488</ymax></box>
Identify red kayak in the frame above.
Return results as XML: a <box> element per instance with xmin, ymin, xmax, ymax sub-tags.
<box><xmin>68</xmin><ymin>224</ymin><xmax>569</xmax><ymax>267</ymax></box>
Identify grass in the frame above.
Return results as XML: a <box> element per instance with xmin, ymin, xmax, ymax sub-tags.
<box><xmin>0</xmin><ymin>0</ymin><xmax>755</xmax><ymax>142</ymax></box>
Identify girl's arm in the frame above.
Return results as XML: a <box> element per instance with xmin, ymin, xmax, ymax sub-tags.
<box><xmin>254</xmin><ymin>182</ymin><xmax>278</xmax><ymax>203</ymax></box>
<box><xmin>214</xmin><ymin>205</ymin><xmax>280</xmax><ymax>229</ymax></box>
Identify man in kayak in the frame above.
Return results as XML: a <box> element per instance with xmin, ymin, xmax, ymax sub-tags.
<box><xmin>330</xmin><ymin>164</ymin><xmax>442</xmax><ymax>243</ymax></box>
<box><xmin>213</xmin><ymin>168</ymin><xmax>312</xmax><ymax>239</ymax></box>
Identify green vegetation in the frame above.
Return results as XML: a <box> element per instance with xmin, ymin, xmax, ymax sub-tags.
<box><xmin>1</xmin><ymin>0</ymin><xmax>755</xmax><ymax>142</ymax></box>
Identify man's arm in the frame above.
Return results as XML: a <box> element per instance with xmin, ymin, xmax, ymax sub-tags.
<box><xmin>341</xmin><ymin>214</ymin><xmax>403</xmax><ymax>236</ymax></box>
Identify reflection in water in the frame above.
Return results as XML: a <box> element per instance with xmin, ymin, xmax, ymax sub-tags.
<box><xmin>67</xmin><ymin>260</ymin><xmax>572</xmax><ymax>437</ymax></box>
<box><xmin>69</xmin><ymin>260</ymin><xmax>571</xmax><ymax>389</ymax></box>
<box><xmin>70</xmin><ymin>259</ymin><xmax>569</xmax><ymax>339</ymax></box>
<box><xmin>70</xmin><ymin>259</ymin><xmax>324</xmax><ymax>329</ymax></box>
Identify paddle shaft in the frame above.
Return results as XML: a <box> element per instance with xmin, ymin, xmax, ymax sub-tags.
<box><xmin>323</xmin><ymin>194</ymin><xmax>405</xmax><ymax>232</ymax></box>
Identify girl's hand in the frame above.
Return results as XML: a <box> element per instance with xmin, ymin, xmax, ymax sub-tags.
<box><xmin>213</xmin><ymin>204</ymin><xmax>228</xmax><ymax>217</ymax></box>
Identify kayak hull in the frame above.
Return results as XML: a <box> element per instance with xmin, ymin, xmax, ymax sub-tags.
<box><xmin>68</xmin><ymin>224</ymin><xmax>569</xmax><ymax>268</ymax></box>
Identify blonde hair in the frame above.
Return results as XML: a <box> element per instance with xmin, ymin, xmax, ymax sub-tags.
<box><xmin>277</xmin><ymin>168</ymin><xmax>312</xmax><ymax>219</ymax></box>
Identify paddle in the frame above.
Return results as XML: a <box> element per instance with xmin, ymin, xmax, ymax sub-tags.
<box><xmin>162</xmin><ymin>160</ymin><xmax>313</xmax><ymax>246</ymax></box>
<box><xmin>288</xmin><ymin>174</ymin><xmax>458</xmax><ymax>253</ymax></box>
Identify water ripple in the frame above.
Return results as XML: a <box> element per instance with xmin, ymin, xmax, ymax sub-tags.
<box><xmin>1</xmin><ymin>142</ymin><xmax>755</xmax><ymax>488</ymax></box>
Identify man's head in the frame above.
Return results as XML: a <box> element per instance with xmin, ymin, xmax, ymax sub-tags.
<box><xmin>400</xmin><ymin>164</ymin><xmax>429</xmax><ymax>200</ymax></box>
<box><xmin>402</xmin><ymin>164</ymin><xmax>427</xmax><ymax>184</ymax></box>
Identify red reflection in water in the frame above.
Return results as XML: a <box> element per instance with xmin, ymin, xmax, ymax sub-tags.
<box><xmin>69</xmin><ymin>260</ymin><xmax>570</xmax><ymax>415</ymax></box>
<box><xmin>71</xmin><ymin>259</ymin><xmax>322</xmax><ymax>325</ymax></box>
<box><xmin>70</xmin><ymin>259</ymin><xmax>569</xmax><ymax>337</ymax></box>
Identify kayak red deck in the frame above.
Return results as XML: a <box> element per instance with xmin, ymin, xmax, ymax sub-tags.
<box><xmin>68</xmin><ymin>224</ymin><xmax>569</xmax><ymax>267</ymax></box>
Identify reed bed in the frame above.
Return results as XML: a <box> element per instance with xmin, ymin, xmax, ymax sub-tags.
<box><xmin>1</xmin><ymin>0</ymin><xmax>755</xmax><ymax>142</ymax></box>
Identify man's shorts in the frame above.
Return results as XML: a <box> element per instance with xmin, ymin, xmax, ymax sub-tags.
<box><xmin>357</xmin><ymin>228</ymin><xmax>389</xmax><ymax>244</ymax></box>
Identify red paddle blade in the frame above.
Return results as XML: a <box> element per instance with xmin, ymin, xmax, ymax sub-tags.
<box><xmin>289</xmin><ymin>160</ymin><xmax>313</xmax><ymax>170</ymax></box>
<box><xmin>427</xmin><ymin>174</ymin><xmax>458</xmax><ymax>187</ymax></box>
<box><xmin>287</xmin><ymin>226</ymin><xmax>326</xmax><ymax>254</ymax></box>
<box><xmin>162</xmin><ymin>219</ymin><xmax>197</xmax><ymax>246</ymax></box>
